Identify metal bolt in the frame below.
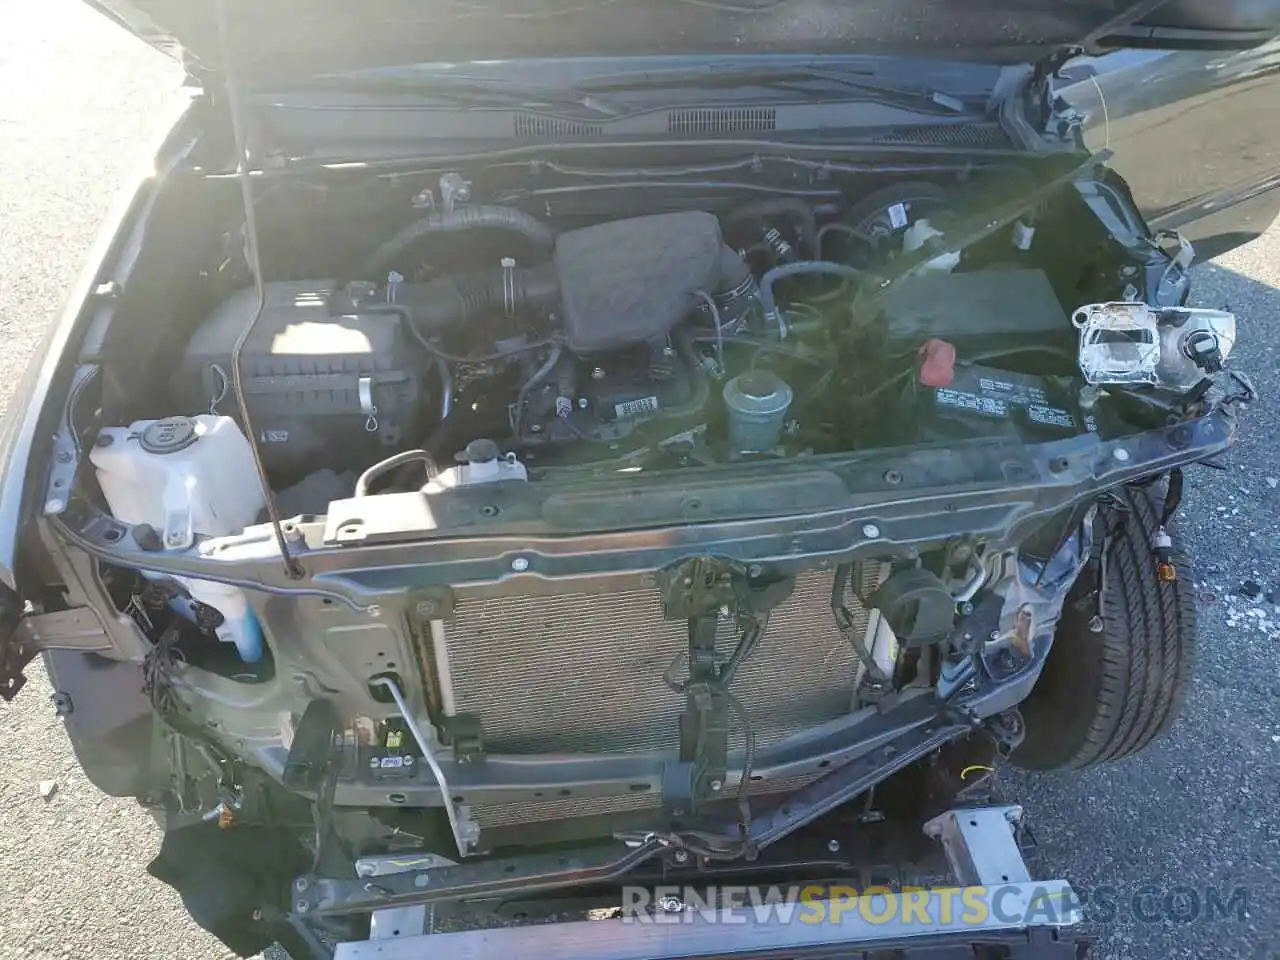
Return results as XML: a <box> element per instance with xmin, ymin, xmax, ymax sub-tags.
<box><xmin>366</xmin><ymin>604</ymin><xmax>382</xmax><ymax>619</ymax></box>
<box><xmin>511</xmin><ymin>557</ymin><xmax>529</xmax><ymax>572</ymax></box>
<box><xmin>295</xmin><ymin>877</ymin><xmax>311</xmax><ymax>893</ymax></box>
<box><xmin>416</xmin><ymin>600</ymin><xmax>437</xmax><ymax>617</ymax></box>
<box><xmin>296</xmin><ymin>900</ymin><xmax>310</xmax><ymax>914</ymax></box>
<box><xmin>658</xmin><ymin>895</ymin><xmax>685</xmax><ymax>914</ymax></box>
<box><xmin>959</xmin><ymin>602</ymin><xmax>974</xmax><ymax>616</ymax></box>
<box><xmin>591</xmin><ymin>367</ymin><xmax>606</xmax><ymax>380</ymax></box>
<box><xmin>709</xmin><ymin>779</ymin><xmax>723</xmax><ymax>792</ymax></box>
<box><xmin>1088</xmin><ymin>615</ymin><xmax>1105</xmax><ymax>633</ymax></box>
<box><xmin>577</xmin><ymin>397</ymin><xmax>589</xmax><ymax>409</ymax></box>
<box><xmin>862</xmin><ymin>523</ymin><xmax>881</xmax><ymax>539</ymax></box>
<box><xmin>403</xmin><ymin>755</ymin><xmax>415</xmax><ymax>766</ymax></box>
<box><xmin>673</xmin><ymin>849</ymin><xmax>690</xmax><ymax>864</ymax></box>
<box><xmin>827</xmin><ymin>839</ymin><xmax>841</xmax><ymax>853</ymax></box>
<box><xmin>283</xmin><ymin>523</ymin><xmax>304</xmax><ymax>544</ymax></box>
<box><xmin>747</xmin><ymin>563</ymin><xmax>763</xmax><ymax>578</ymax></box>
<box><xmin>883</xmin><ymin>469</ymin><xmax>903</xmax><ymax>485</ymax></box>
<box><xmin>1113</xmin><ymin>448</ymin><xmax>1131</xmax><ymax>462</ymax></box>
<box><xmin>43</xmin><ymin>498</ymin><xmax>65</xmax><ymax>515</ymax></box>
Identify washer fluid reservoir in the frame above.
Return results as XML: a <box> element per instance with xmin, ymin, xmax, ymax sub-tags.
<box><xmin>90</xmin><ymin>416</ymin><xmax>268</xmax><ymax>662</ymax></box>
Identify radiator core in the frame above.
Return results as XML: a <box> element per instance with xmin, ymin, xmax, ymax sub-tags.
<box><xmin>440</xmin><ymin>568</ymin><xmax>878</xmax><ymax>758</ymax></box>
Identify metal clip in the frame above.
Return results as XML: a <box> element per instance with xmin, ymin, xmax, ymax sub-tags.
<box><xmin>500</xmin><ymin>256</ymin><xmax>516</xmax><ymax>318</ymax></box>
<box><xmin>358</xmin><ymin>376</ymin><xmax>379</xmax><ymax>433</ymax></box>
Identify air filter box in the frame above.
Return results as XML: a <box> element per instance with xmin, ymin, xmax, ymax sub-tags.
<box><xmin>173</xmin><ymin>281</ymin><xmax>427</xmax><ymax>482</ymax></box>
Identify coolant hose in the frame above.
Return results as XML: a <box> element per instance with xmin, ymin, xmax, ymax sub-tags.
<box><xmin>402</xmin><ymin>262</ymin><xmax>561</xmax><ymax>335</ymax></box>
<box><xmin>758</xmin><ymin>261</ymin><xmax>865</xmax><ymax>339</ymax></box>
<box><xmin>355</xmin><ymin>449</ymin><xmax>440</xmax><ymax>497</ymax></box>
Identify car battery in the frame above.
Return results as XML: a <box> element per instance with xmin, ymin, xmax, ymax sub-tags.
<box><xmin>919</xmin><ymin>363</ymin><xmax>1095</xmax><ymax>442</ymax></box>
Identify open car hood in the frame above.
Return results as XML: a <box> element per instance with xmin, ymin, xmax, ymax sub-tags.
<box><xmin>83</xmin><ymin>0</ymin><xmax>1280</xmax><ymax>85</ymax></box>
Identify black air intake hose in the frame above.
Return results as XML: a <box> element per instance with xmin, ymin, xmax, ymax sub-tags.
<box><xmin>402</xmin><ymin>262</ymin><xmax>561</xmax><ymax>334</ymax></box>
<box><xmin>358</xmin><ymin>206</ymin><xmax>556</xmax><ymax>281</ymax></box>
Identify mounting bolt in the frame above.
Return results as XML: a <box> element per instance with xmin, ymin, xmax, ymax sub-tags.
<box><xmin>366</xmin><ymin>604</ymin><xmax>382</xmax><ymax>619</ymax></box>
<box><xmin>673</xmin><ymin>849</ymin><xmax>690</xmax><ymax>864</ymax></box>
<box><xmin>591</xmin><ymin>367</ymin><xmax>606</xmax><ymax>380</ymax></box>
<box><xmin>959</xmin><ymin>602</ymin><xmax>974</xmax><ymax>616</ymax></box>
<box><xmin>1113</xmin><ymin>448</ymin><xmax>1131</xmax><ymax>462</ymax></box>
<box><xmin>43</xmin><ymin>498</ymin><xmax>65</xmax><ymax>515</ymax></box>
<box><xmin>416</xmin><ymin>600</ymin><xmax>438</xmax><ymax>617</ymax></box>
<box><xmin>282</xmin><ymin>522</ymin><xmax>304</xmax><ymax>544</ymax></box>
<box><xmin>577</xmin><ymin>397</ymin><xmax>589</xmax><ymax>409</ymax></box>
<box><xmin>658</xmin><ymin>894</ymin><xmax>685</xmax><ymax>914</ymax></box>
<box><xmin>1088</xmin><ymin>615</ymin><xmax>1105</xmax><ymax>633</ymax></box>
<box><xmin>403</xmin><ymin>755</ymin><xmax>415</xmax><ymax>766</ymax></box>
<box><xmin>862</xmin><ymin>523</ymin><xmax>881</xmax><ymax>539</ymax></box>
<box><xmin>511</xmin><ymin>557</ymin><xmax>530</xmax><ymax>572</ymax></box>
<box><xmin>709</xmin><ymin>779</ymin><xmax>723</xmax><ymax>792</ymax></box>
<box><xmin>294</xmin><ymin>877</ymin><xmax>311</xmax><ymax>893</ymax></box>
<box><xmin>747</xmin><ymin>563</ymin><xmax>763</xmax><ymax>578</ymax></box>
<box><xmin>295</xmin><ymin>900</ymin><xmax>310</xmax><ymax>914</ymax></box>
<box><xmin>827</xmin><ymin>839</ymin><xmax>841</xmax><ymax>853</ymax></box>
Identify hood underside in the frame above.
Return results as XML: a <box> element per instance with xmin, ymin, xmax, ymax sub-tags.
<box><xmin>82</xmin><ymin>0</ymin><xmax>1280</xmax><ymax>85</ymax></box>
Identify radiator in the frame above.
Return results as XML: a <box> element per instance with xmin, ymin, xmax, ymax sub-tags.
<box><xmin>439</xmin><ymin>567</ymin><xmax>881</xmax><ymax>758</ymax></box>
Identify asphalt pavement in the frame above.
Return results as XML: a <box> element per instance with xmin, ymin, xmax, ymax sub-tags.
<box><xmin>0</xmin><ymin>2</ymin><xmax>1277</xmax><ymax>958</ymax></box>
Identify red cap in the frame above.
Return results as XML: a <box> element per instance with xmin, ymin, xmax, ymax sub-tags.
<box><xmin>918</xmin><ymin>338</ymin><xmax>956</xmax><ymax>388</ymax></box>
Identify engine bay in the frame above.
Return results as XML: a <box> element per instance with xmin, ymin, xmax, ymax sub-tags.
<box><xmin>109</xmin><ymin>163</ymin><xmax>1226</xmax><ymax>515</ymax></box>
<box><xmin>73</xmin><ymin>150</ymin><xmax>1249</xmax><ymax>561</ymax></box>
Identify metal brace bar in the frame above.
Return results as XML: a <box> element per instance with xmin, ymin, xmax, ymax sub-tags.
<box><xmin>369</xmin><ymin>676</ymin><xmax>478</xmax><ymax>856</ymax></box>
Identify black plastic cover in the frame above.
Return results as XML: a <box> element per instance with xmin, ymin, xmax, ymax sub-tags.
<box><xmin>880</xmin><ymin>268</ymin><xmax>1071</xmax><ymax>353</ymax></box>
<box><xmin>555</xmin><ymin>212</ymin><xmax>725</xmax><ymax>354</ymax></box>
<box><xmin>174</xmin><ymin>281</ymin><xmax>426</xmax><ymax>481</ymax></box>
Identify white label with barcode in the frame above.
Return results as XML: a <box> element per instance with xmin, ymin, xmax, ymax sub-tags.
<box><xmin>614</xmin><ymin>396</ymin><xmax>659</xmax><ymax>419</ymax></box>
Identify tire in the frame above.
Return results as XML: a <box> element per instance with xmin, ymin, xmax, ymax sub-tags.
<box><xmin>1013</xmin><ymin>483</ymin><xmax>1197</xmax><ymax>770</ymax></box>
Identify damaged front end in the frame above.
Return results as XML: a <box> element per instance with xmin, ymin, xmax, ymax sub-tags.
<box><xmin>4</xmin><ymin>4</ymin><xmax>1276</xmax><ymax>952</ymax></box>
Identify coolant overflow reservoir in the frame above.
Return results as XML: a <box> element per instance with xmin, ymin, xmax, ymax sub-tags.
<box><xmin>90</xmin><ymin>415</ymin><xmax>266</xmax><ymax>550</ymax></box>
<box><xmin>424</xmin><ymin>439</ymin><xmax>528</xmax><ymax>492</ymax></box>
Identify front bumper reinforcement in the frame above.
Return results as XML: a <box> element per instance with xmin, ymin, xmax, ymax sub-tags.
<box><xmin>322</xmin><ymin>804</ymin><xmax>1089</xmax><ymax>960</ymax></box>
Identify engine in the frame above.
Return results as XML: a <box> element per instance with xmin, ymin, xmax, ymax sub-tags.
<box><xmin>171</xmin><ymin>193</ymin><xmax>1093</xmax><ymax>497</ymax></box>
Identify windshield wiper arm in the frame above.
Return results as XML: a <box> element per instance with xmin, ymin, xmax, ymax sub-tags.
<box><xmin>576</xmin><ymin>66</ymin><xmax>976</xmax><ymax>115</ymax></box>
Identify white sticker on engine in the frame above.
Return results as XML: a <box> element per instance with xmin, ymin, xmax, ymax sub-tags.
<box><xmin>888</xmin><ymin>203</ymin><xmax>909</xmax><ymax>229</ymax></box>
<box><xmin>615</xmin><ymin>396</ymin><xmax>659</xmax><ymax>419</ymax></box>
<box><xmin>260</xmin><ymin>429</ymin><xmax>289</xmax><ymax>443</ymax></box>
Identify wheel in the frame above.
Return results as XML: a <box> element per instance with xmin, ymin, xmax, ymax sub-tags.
<box><xmin>1013</xmin><ymin>483</ymin><xmax>1197</xmax><ymax>769</ymax></box>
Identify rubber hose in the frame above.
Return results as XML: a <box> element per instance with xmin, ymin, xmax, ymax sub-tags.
<box><xmin>724</xmin><ymin>198</ymin><xmax>819</xmax><ymax>259</ymax></box>
<box><xmin>358</xmin><ymin>205</ymin><xmax>555</xmax><ymax>278</ymax></box>
<box><xmin>355</xmin><ymin>449</ymin><xmax>440</xmax><ymax>497</ymax></box>
<box><xmin>401</xmin><ymin>263</ymin><xmax>561</xmax><ymax>334</ymax></box>
<box><xmin>758</xmin><ymin>261</ymin><xmax>866</xmax><ymax>339</ymax></box>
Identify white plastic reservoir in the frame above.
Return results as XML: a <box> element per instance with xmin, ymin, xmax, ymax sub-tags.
<box><xmin>91</xmin><ymin>415</ymin><xmax>268</xmax><ymax>662</ymax></box>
